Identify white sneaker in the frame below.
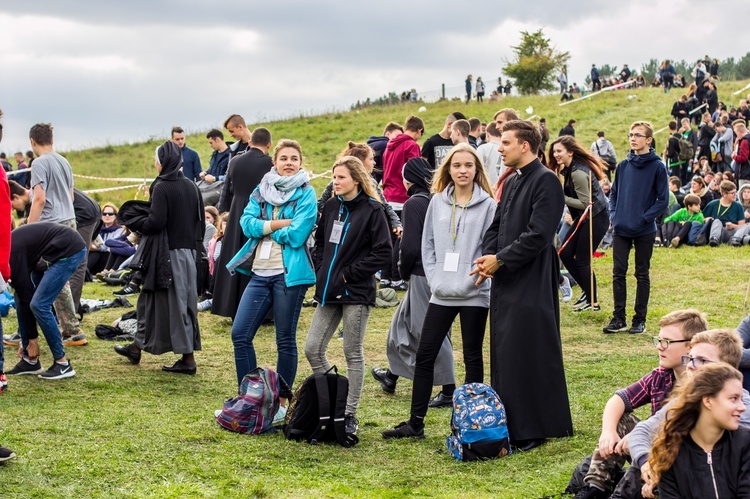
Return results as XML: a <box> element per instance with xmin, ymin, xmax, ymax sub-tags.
<box><xmin>560</xmin><ymin>275</ymin><xmax>573</xmax><ymax>302</ymax></box>
<box><xmin>273</xmin><ymin>405</ymin><xmax>287</xmax><ymax>426</ymax></box>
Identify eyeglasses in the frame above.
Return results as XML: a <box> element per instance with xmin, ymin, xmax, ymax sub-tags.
<box><xmin>652</xmin><ymin>336</ymin><xmax>691</xmax><ymax>348</ymax></box>
<box><xmin>681</xmin><ymin>355</ymin><xmax>714</xmax><ymax>368</ymax></box>
<box><xmin>628</xmin><ymin>133</ymin><xmax>648</xmax><ymax>139</ymax></box>
<box><xmin>102</xmin><ymin>212</ymin><xmax>116</xmax><ymax>216</ymax></box>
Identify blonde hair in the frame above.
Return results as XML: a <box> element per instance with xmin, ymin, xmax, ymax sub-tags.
<box><xmin>658</xmin><ymin>309</ymin><xmax>708</xmax><ymax>341</ymax></box>
<box><xmin>331</xmin><ymin>156</ymin><xmax>379</xmax><ymax>201</ymax></box>
<box><xmin>630</xmin><ymin>121</ymin><xmax>655</xmax><ymax>138</ymax></box>
<box><xmin>691</xmin><ymin>329</ymin><xmax>743</xmax><ymax>368</ymax></box>
<box><xmin>431</xmin><ymin>143</ymin><xmax>493</xmax><ymax>195</ymax></box>
<box><xmin>273</xmin><ymin>139</ymin><xmax>303</xmax><ymax>164</ymax></box>
<box><xmin>101</xmin><ymin>202</ymin><xmax>119</xmax><ymax>215</ymax></box>
<box><xmin>214</xmin><ymin>212</ymin><xmax>229</xmax><ymax>238</ymax></box>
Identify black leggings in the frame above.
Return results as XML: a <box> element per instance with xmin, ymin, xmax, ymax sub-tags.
<box><xmin>87</xmin><ymin>251</ymin><xmax>110</xmax><ymax>275</ymax></box>
<box><xmin>410</xmin><ymin>304</ymin><xmax>487</xmax><ymax>421</ymax></box>
<box><xmin>559</xmin><ymin>213</ymin><xmax>608</xmax><ymax>305</ymax></box>
<box><xmin>661</xmin><ymin>221</ymin><xmax>692</xmax><ymax>245</ymax></box>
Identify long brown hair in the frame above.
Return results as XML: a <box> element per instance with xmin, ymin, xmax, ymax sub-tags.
<box><xmin>339</xmin><ymin>141</ymin><xmax>373</xmax><ymax>165</ymax></box>
<box><xmin>648</xmin><ymin>363</ymin><xmax>743</xmax><ymax>486</ymax></box>
<box><xmin>548</xmin><ymin>136</ymin><xmax>606</xmax><ymax>180</ymax></box>
<box><xmin>331</xmin><ymin>156</ymin><xmax>379</xmax><ymax>201</ymax></box>
<box><xmin>431</xmin><ymin>143</ymin><xmax>493</xmax><ymax>195</ymax></box>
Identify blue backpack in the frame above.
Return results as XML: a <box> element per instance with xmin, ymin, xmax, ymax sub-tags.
<box><xmin>445</xmin><ymin>383</ymin><xmax>511</xmax><ymax>461</ymax></box>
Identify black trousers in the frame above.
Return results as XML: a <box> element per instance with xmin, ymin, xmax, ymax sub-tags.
<box><xmin>410</xmin><ymin>304</ymin><xmax>487</xmax><ymax>420</ymax></box>
<box><xmin>612</xmin><ymin>232</ymin><xmax>655</xmax><ymax>323</ymax></box>
<box><xmin>559</xmin><ymin>213</ymin><xmax>609</xmax><ymax>305</ymax></box>
<box><xmin>661</xmin><ymin>221</ymin><xmax>692</xmax><ymax>244</ymax></box>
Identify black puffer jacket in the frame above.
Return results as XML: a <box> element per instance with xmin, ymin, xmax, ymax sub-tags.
<box><xmin>313</xmin><ymin>191</ymin><xmax>391</xmax><ymax>306</ymax></box>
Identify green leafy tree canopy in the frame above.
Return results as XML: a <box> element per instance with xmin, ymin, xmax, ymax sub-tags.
<box><xmin>502</xmin><ymin>29</ymin><xmax>570</xmax><ymax>95</ymax></box>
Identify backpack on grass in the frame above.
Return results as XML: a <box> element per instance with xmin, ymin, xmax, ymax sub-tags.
<box><xmin>283</xmin><ymin>366</ymin><xmax>358</xmax><ymax>447</ymax></box>
<box><xmin>446</xmin><ymin>383</ymin><xmax>511</xmax><ymax>462</ymax></box>
<box><xmin>215</xmin><ymin>367</ymin><xmax>287</xmax><ymax>435</ymax></box>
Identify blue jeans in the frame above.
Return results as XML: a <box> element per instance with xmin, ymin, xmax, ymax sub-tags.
<box><xmin>231</xmin><ymin>273</ymin><xmax>308</xmax><ymax>396</ymax></box>
<box><xmin>20</xmin><ymin>248</ymin><xmax>86</xmax><ymax>361</ymax></box>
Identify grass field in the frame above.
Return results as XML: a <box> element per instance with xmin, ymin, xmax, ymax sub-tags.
<box><xmin>1</xmin><ymin>81</ymin><xmax>750</xmax><ymax>498</ymax></box>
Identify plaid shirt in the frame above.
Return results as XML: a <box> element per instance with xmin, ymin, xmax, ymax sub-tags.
<box><xmin>615</xmin><ymin>367</ymin><xmax>675</xmax><ymax>416</ymax></box>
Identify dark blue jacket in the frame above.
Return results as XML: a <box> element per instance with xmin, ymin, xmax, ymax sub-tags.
<box><xmin>608</xmin><ymin>149</ymin><xmax>669</xmax><ymax>237</ymax></box>
<box><xmin>206</xmin><ymin>148</ymin><xmax>230</xmax><ymax>180</ymax></box>
<box><xmin>181</xmin><ymin>145</ymin><xmax>202</xmax><ymax>182</ymax></box>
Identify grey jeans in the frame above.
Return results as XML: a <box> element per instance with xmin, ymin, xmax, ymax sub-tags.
<box><xmin>304</xmin><ymin>303</ymin><xmax>371</xmax><ymax>415</ymax></box>
<box><xmin>708</xmin><ymin>218</ymin><xmax>750</xmax><ymax>245</ymax></box>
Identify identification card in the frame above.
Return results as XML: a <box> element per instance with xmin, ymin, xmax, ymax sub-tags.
<box><xmin>443</xmin><ymin>252</ymin><xmax>460</xmax><ymax>272</ymax></box>
<box><xmin>259</xmin><ymin>240</ymin><xmax>273</xmax><ymax>260</ymax></box>
<box><xmin>329</xmin><ymin>221</ymin><xmax>344</xmax><ymax>244</ymax></box>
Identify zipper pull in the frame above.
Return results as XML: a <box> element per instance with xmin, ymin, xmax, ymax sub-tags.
<box><xmin>707</xmin><ymin>451</ymin><xmax>712</xmax><ymax>465</ymax></box>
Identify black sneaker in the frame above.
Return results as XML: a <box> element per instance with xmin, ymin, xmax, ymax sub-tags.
<box><xmin>344</xmin><ymin>414</ymin><xmax>359</xmax><ymax>435</ymax></box>
<box><xmin>573</xmin><ymin>303</ymin><xmax>601</xmax><ymax>313</ymax></box>
<box><xmin>382</xmin><ymin>421</ymin><xmax>425</xmax><ymax>439</ymax></box>
<box><xmin>392</xmin><ymin>281</ymin><xmax>408</xmax><ymax>291</ymax></box>
<box><xmin>602</xmin><ymin>317</ymin><xmax>628</xmax><ymax>334</ymax></box>
<box><xmin>428</xmin><ymin>392</ymin><xmax>453</xmax><ymax>408</ymax></box>
<box><xmin>0</xmin><ymin>445</ymin><xmax>16</xmax><ymax>462</ymax></box>
<box><xmin>573</xmin><ymin>484</ymin><xmax>609</xmax><ymax>499</ymax></box>
<box><xmin>629</xmin><ymin>320</ymin><xmax>646</xmax><ymax>335</ymax></box>
<box><xmin>573</xmin><ymin>293</ymin><xmax>588</xmax><ymax>308</ymax></box>
<box><xmin>38</xmin><ymin>361</ymin><xmax>76</xmax><ymax>380</ymax></box>
<box><xmin>114</xmin><ymin>284</ymin><xmax>140</xmax><ymax>296</ymax></box>
<box><xmin>371</xmin><ymin>367</ymin><xmax>397</xmax><ymax>394</ymax></box>
<box><xmin>6</xmin><ymin>358</ymin><xmax>44</xmax><ymax>376</ymax></box>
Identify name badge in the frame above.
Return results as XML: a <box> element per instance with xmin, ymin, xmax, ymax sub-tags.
<box><xmin>443</xmin><ymin>252</ymin><xmax>460</xmax><ymax>272</ymax></box>
<box><xmin>259</xmin><ymin>239</ymin><xmax>273</xmax><ymax>260</ymax></box>
<box><xmin>329</xmin><ymin>221</ymin><xmax>344</xmax><ymax>245</ymax></box>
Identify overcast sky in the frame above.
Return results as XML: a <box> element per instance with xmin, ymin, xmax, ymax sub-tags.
<box><xmin>1</xmin><ymin>0</ymin><xmax>748</xmax><ymax>153</ymax></box>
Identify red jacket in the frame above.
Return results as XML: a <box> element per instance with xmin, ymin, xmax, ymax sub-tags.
<box><xmin>0</xmin><ymin>170</ymin><xmax>11</xmax><ymax>280</ymax></box>
<box><xmin>382</xmin><ymin>133</ymin><xmax>420</xmax><ymax>204</ymax></box>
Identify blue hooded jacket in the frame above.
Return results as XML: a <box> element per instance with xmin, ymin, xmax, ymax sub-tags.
<box><xmin>608</xmin><ymin>149</ymin><xmax>669</xmax><ymax>237</ymax></box>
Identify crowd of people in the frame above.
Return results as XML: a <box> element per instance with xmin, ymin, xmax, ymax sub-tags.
<box><xmin>1</xmin><ymin>65</ymin><xmax>750</xmax><ymax>494</ymax></box>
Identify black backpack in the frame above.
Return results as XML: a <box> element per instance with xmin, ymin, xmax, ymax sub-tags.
<box><xmin>283</xmin><ymin>366</ymin><xmax>358</xmax><ymax>447</ymax></box>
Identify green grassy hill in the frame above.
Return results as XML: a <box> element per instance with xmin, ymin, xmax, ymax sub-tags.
<box><xmin>2</xmin><ymin>81</ymin><xmax>750</xmax><ymax>498</ymax></box>
<box><xmin>63</xmin><ymin>79</ymin><xmax>750</xmax><ymax>205</ymax></box>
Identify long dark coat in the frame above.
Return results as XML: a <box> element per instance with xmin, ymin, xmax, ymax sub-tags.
<box><xmin>211</xmin><ymin>148</ymin><xmax>273</xmax><ymax>318</ymax></box>
<box><xmin>481</xmin><ymin>159</ymin><xmax>573</xmax><ymax>441</ymax></box>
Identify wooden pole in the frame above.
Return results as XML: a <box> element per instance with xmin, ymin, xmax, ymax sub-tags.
<box><xmin>588</xmin><ymin>171</ymin><xmax>595</xmax><ymax>313</ymax></box>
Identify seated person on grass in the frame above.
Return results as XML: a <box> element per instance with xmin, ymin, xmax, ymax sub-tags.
<box><xmin>619</xmin><ymin>329</ymin><xmax>750</xmax><ymax>499</ymax></box>
<box><xmin>699</xmin><ymin>180</ymin><xmax>746</xmax><ymax>246</ymax></box>
<box><xmin>572</xmin><ymin>309</ymin><xmax>707</xmax><ymax>499</ymax></box>
<box><xmin>660</xmin><ymin>193</ymin><xmax>704</xmax><ymax>248</ymax></box>
<box><xmin>668</xmin><ymin>176</ymin><xmax>684</xmax><ymax>209</ymax></box>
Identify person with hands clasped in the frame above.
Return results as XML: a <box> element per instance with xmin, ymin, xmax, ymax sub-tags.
<box><xmin>382</xmin><ymin>143</ymin><xmax>496</xmax><ymax>439</ymax></box>
<box><xmin>226</xmin><ymin>139</ymin><xmax>317</xmax><ymax>423</ymax></box>
<box><xmin>305</xmin><ymin>156</ymin><xmax>392</xmax><ymax>436</ymax></box>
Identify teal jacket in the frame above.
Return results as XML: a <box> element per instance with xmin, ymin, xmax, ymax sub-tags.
<box><xmin>226</xmin><ymin>184</ymin><xmax>317</xmax><ymax>287</ymax></box>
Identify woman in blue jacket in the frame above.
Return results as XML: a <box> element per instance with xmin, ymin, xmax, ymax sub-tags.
<box><xmin>226</xmin><ymin>139</ymin><xmax>317</xmax><ymax>411</ymax></box>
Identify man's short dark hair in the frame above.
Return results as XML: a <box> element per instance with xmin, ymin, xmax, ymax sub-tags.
<box><xmin>171</xmin><ymin>126</ymin><xmax>184</xmax><ymax>137</ymax></box>
<box><xmin>668</xmin><ymin>121</ymin><xmax>678</xmax><ymax>131</ymax></box>
<box><xmin>383</xmin><ymin>121</ymin><xmax>403</xmax><ymax>135</ymax></box>
<box><xmin>8</xmin><ymin>179</ymin><xmax>25</xmax><ymax>198</ymax></box>
<box><xmin>486</xmin><ymin>121</ymin><xmax>501</xmax><ymax>137</ymax></box>
<box><xmin>206</xmin><ymin>129</ymin><xmax>224</xmax><ymax>141</ymax></box>
<box><xmin>669</xmin><ymin>176</ymin><xmax>681</xmax><ymax>188</ymax></box>
<box><xmin>0</xmin><ymin>153</ymin><xmax>5</xmax><ymax>159</ymax></box>
<box><xmin>450</xmin><ymin>111</ymin><xmax>467</xmax><ymax>121</ymax></box>
<box><xmin>567</xmin><ymin>119</ymin><xmax>576</xmax><ymax>126</ymax></box>
<box><xmin>223</xmin><ymin>114</ymin><xmax>246</xmax><ymax>129</ymax></box>
<box><xmin>502</xmin><ymin>120</ymin><xmax>541</xmax><ymax>153</ymax></box>
<box><xmin>404</xmin><ymin>115</ymin><xmax>425</xmax><ymax>133</ymax></box>
<box><xmin>29</xmin><ymin>123</ymin><xmax>53</xmax><ymax>146</ymax></box>
<box><xmin>597</xmin><ymin>131</ymin><xmax>605</xmax><ymax>138</ymax></box>
<box><xmin>452</xmin><ymin>119</ymin><xmax>470</xmax><ymax>138</ymax></box>
<box><xmin>250</xmin><ymin>127</ymin><xmax>272</xmax><ymax>146</ymax></box>
<box><xmin>468</xmin><ymin>118</ymin><xmax>482</xmax><ymax>132</ymax></box>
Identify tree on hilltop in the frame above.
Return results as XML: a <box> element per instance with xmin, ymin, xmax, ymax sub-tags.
<box><xmin>502</xmin><ymin>29</ymin><xmax>570</xmax><ymax>95</ymax></box>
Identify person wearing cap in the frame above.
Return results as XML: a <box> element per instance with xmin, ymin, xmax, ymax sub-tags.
<box><xmin>371</xmin><ymin>157</ymin><xmax>456</xmax><ymax>401</ymax></box>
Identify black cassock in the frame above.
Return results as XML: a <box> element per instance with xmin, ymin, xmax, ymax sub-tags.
<box><xmin>211</xmin><ymin>148</ymin><xmax>273</xmax><ymax>319</ymax></box>
<box><xmin>482</xmin><ymin>159</ymin><xmax>573</xmax><ymax>441</ymax></box>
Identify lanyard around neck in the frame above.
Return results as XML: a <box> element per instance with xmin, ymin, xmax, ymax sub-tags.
<box><xmin>451</xmin><ymin>191</ymin><xmax>472</xmax><ymax>248</ymax></box>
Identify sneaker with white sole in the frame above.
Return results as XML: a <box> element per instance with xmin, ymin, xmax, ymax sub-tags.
<box><xmin>0</xmin><ymin>445</ymin><xmax>16</xmax><ymax>462</ymax></box>
<box><xmin>6</xmin><ymin>358</ymin><xmax>44</xmax><ymax>376</ymax></box>
<box><xmin>197</xmin><ymin>299</ymin><xmax>212</xmax><ymax>312</ymax></box>
<box><xmin>2</xmin><ymin>333</ymin><xmax>20</xmax><ymax>347</ymax></box>
<box><xmin>38</xmin><ymin>362</ymin><xmax>76</xmax><ymax>380</ymax></box>
<box><xmin>62</xmin><ymin>333</ymin><xmax>88</xmax><ymax>347</ymax></box>
<box><xmin>560</xmin><ymin>275</ymin><xmax>573</xmax><ymax>302</ymax></box>
<box><xmin>273</xmin><ymin>405</ymin><xmax>287</xmax><ymax>427</ymax></box>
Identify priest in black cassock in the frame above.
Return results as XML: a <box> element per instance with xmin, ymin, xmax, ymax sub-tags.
<box><xmin>473</xmin><ymin>120</ymin><xmax>573</xmax><ymax>452</ymax></box>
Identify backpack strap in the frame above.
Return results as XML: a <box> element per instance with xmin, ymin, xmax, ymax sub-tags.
<box><xmin>332</xmin><ymin>373</ymin><xmax>358</xmax><ymax>447</ymax></box>
<box><xmin>308</xmin><ymin>374</ymin><xmax>332</xmax><ymax>443</ymax></box>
